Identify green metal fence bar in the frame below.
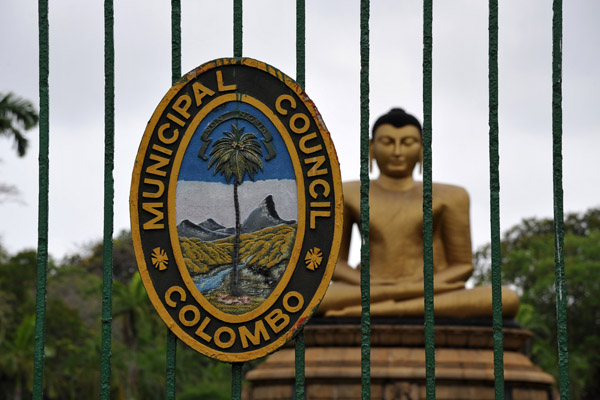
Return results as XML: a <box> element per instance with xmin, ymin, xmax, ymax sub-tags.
<box><xmin>231</xmin><ymin>2</ymin><xmax>245</xmax><ymax>396</ymax></box>
<box><xmin>295</xmin><ymin>330</ymin><xmax>306</xmax><ymax>399</ymax></box>
<box><xmin>488</xmin><ymin>1</ymin><xmax>506</xmax><ymax>398</ymax></box>
<box><xmin>165</xmin><ymin>1</ymin><xmax>181</xmax><ymax>399</ymax></box>
<box><xmin>296</xmin><ymin>0</ymin><xmax>305</xmax><ymax>89</ymax></box>
<box><xmin>234</xmin><ymin>0</ymin><xmax>243</xmax><ymax>58</ymax></box>
<box><xmin>165</xmin><ymin>333</ymin><xmax>177</xmax><ymax>399</ymax></box>
<box><xmin>232</xmin><ymin>363</ymin><xmax>243</xmax><ymax>400</ymax></box>
<box><xmin>33</xmin><ymin>0</ymin><xmax>50</xmax><ymax>398</ymax></box>
<box><xmin>100</xmin><ymin>0</ymin><xmax>115</xmax><ymax>398</ymax></box>
<box><xmin>551</xmin><ymin>1</ymin><xmax>571</xmax><ymax>399</ymax></box>
<box><xmin>171</xmin><ymin>0</ymin><xmax>181</xmax><ymax>84</ymax></box>
<box><xmin>422</xmin><ymin>0</ymin><xmax>436</xmax><ymax>398</ymax></box>
<box><xmin>294</xmin><ymin>1</ymin><xmax>306</xmax><ymax>398</ymax></box>
<box><xmin>359</xmin><ymin>1</ymin><xmax>371</xmax><ymax>399</ymax></box>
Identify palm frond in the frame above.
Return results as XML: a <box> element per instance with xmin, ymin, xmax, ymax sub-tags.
<box><xmin>0</xmin><ymin>92</ymin><xmax>39</xmax><ymax>157</ymax></box>
<box><xmin>206</xmin><ymin>123</ymin><xmax>264</xmax><ymax>184</ymax></box>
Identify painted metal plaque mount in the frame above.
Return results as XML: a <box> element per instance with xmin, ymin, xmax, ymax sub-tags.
<box><xmin>130</xmin><ymin>58</ymin><xmax>342</xmax><ymax>362</ymax></box>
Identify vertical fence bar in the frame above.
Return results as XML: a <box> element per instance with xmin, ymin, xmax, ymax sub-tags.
<box><xmin>294</xmin><ymin>1</ymin><xmax>306</xmax><ymax>398</ymax></box>
<box><xmin>296</xmin><ymin>0</ymin><xmax>305</xmax><ymax>89</ymax></box>
<box><xmin>100</xmin><ymin>0</ymin><xmax>115</xmax><ymax>398</ymax></box>
<box><xmin>165</xmin><ymin>1</ymin><xmax>181</xmax><ymax>399</ymax></box>
<box><xmin>422</xmin><ymin>0</ymin><xmax>435</xmax><ymax>398</ymax></box>
<box><xmin>232</xmin><ymin>363</ymin><xmax>243</xmax><ymax>400</ymax></box>
<box><xmin>294</xmin><ymin>330</ymin><xmax>306</xmax><ymax>400</ymax></box>
<box><xmin>233</xmin><ymin>0</ymin><xmax>243</xmax><ymax>58</ymax></box>
<box><xmin>165</xmin><ymin>332</ymin><xmax>177</xmax><ymax>399</ymax></box>
<box><xmin>488</xmin><ymin>1</ymin><xmax>506</xmax><ymax>398</ymax></box>
<box><xmin>551</xmin><ymin>1</ymin><xmax>571</xmax><ymax>399</ymax></box>
<box><xmin>231</xmin><ymin>2</ymin><xmax>245</xmax><ymax>396</ymax></box>
<box><xmin>171</xmin><ymin>0</ymin><xmax>181</xmax><ymax>84</ymax></box>
<box><xmin>359</xmin><ymin>1</ymin><xmax>371</xmax><ymax>399</ymax></box>
<box><xmin>33</xmin><ymin>0</ymin><xmax>50</xmax><ymax>398</ymax></box>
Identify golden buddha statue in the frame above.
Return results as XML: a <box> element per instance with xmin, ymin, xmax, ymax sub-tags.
<box><xmin>318</xmin><ymin>108</ymin><xmax>519</xmax><ymax>318</ymax></box>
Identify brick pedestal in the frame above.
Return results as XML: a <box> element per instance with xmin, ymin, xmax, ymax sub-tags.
<box><xmin>244</xmin><ymin>318</ymin><xmax>555</xmax><ymax>400</ymax></box>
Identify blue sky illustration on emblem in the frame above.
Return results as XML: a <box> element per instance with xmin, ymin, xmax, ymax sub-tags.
<box><xmin>179</xmin><ymin>102</ymin><xmax>295</xmax><ymax>183</ymax></box>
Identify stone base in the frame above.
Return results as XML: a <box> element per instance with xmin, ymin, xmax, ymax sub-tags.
<box><xmin>244</xmin><ymin>318</ymin><xmax>555</xmax><ymax>400</ymax></box>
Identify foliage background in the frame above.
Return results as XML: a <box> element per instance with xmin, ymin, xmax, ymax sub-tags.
<box><xmin>473</xmin><ymin>208</ymin><xmax>600</xmax><ymax>400</ymax></box>
<box><xmin>0</xmin><ymin>231</ymin><xmax>253</xmax><ymax>400</ymax></box>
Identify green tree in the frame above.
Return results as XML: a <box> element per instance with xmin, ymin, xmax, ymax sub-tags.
<box><xmin>473</xmin><ymin>208</ymin><xmax>600</xmax><ymax>399</ymax></box>
<box><xmin>60</xmin><ymin>232</ymin><xmax>236</xmax><ymax>399</ymax></box>
<box><xmin>0</xmin><ymin>314</ymin><xmax>35</xmax><ymax>400</ymax></box>
<box><xmin>207</xmin><ymin>124</ymin><xmax>264</xmax><ymax>296</ymax></box>
<box><xmin>111</xmin><ymin>273</ymin><xmax>167</xmax><ymax>399</ymax></box>
<box><xmin>0</xmin><ymin>92</ymin><xmax>39</xmax><ymax>157</ymax></box>
<box><xmin>0</xmin><ymin>236</ymin><xmax>243</xmax><ymax>399</ymax></box>
<box><xmin>66</xmin><ymin>230</ymin><xmax>138</xmax><ymax>285</ymax></box>
<box><xmin>0</xmin><ymin>250</ymin><xmax>100</xmax><ymax>399</ymax></box>
<box><xmin>0</xmin><ymin>249</ymin><xmax>39</xmax><ymax>399</ymax></box>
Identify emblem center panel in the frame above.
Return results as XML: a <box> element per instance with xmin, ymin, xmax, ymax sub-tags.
<box><xmin>175</xmin><ymin>101</ymin><xmax>299</xmax><ymax>316</ymax></box>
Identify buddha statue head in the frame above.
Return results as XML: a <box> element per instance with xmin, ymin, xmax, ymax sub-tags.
<box><xmin>370</xmin><ymin>108</ymin><xmax>423</xmax><ymax>178</ymax></box>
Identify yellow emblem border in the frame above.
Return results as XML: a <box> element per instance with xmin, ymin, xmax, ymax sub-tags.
<box><xmin>130</xmin><ymin>57</ymin><xmax>343</xmax><ymax>362</ymax></box>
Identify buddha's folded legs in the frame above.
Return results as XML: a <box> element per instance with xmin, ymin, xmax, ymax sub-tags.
<box><xmin>317</xmin><ymin>280</ymin><xmax>465</xmax><ymax>315</ymax></box>
<box><xmin>324</xmin><ymin>286</ymin><xmax>519</xmax><ymax>318</ymax></box>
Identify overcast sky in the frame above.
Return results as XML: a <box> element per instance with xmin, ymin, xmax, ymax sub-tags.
<box><xmin>1</xmin><ymin>1</ymin><xmax>599</xmax><ymax>264</ymax></box>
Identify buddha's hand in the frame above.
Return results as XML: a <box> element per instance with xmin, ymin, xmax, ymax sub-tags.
<box><xmin>433</xmin><ymin>280</ymin><xmax>465</xmax><ymax>292</ymax></box>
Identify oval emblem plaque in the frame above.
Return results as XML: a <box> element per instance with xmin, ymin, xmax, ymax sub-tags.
<box><xmin>130</xmin><ymin>58</ymin><xmax>342</xmax><ymax>361</ymax></box>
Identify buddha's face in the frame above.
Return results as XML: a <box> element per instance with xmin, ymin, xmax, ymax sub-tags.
<box><xmin>371</xmin><ymin>124</ymin><xmax>422</xmax><ymax>178</ymax></box>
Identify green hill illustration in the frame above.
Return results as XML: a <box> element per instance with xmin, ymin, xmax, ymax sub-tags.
<box><xmin>178</xmin><ymin>223</ymin><xmax>297</xmax><ymax>315</ymax></box>
<box><xmin>179</xmin><ymin>224</ymin><xmax>296</xmax><ymax>274</ymax></box>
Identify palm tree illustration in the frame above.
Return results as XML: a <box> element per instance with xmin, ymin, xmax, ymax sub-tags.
<box><xmin>207</xmin><ymin>124</ymin><xmax>264</xmax><ymax>297</ymax></box>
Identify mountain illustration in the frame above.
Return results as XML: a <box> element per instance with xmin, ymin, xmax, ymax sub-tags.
<box><xmin>177</xmin><ymin>195</ymin><xmax>296</xmax><ymax>240</ymax></box>
<box><xmin>199</xmin><ymin>218</ymin><xmax>226</xmax><ymax>231</ymax></box>
<box><xmin>177</xmin><ymin>219</ymin><xmax>231</xmax><ymax>241</ymax></box>
<box><xmin>241</xmin><ymin>195</ymin><xmax>296</xmax><ymax>233</ymax></box>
